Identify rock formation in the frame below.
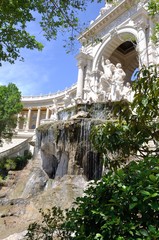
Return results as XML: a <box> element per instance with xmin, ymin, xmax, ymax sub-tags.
<box><xmin>0</xmin><ymin>102</ymin><xmax>113</xmax><ymax>239</ymax></box>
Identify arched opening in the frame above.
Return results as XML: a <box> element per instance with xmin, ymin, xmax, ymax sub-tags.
<box><xmin>93</xmin><ymin>30</ymin><xmax>139</xmax><ymax>85</ymax></box>
<box><xmin>109</xmin><ymin>40</ymin><xmax>138</xmax><ymax>83</ymax></box>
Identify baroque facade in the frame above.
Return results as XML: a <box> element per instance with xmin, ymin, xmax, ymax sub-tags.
<box><xmin>18</xmin><ymin>0</ymin><xmax>159</xmax><ymax>133</ymax></box>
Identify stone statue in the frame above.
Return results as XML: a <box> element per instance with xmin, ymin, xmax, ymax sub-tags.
<box><xmin>99</xmin><ymin>57</ymin><xmax>115</xmax><ymax>99</ymax></box>
<box><xmin>50</xmin><ymin>99</ymin><xmax>58</xmax><ymax>120</ymax></box>
<box><xmin>101</xmin><ymin>57</ymin><xmax>115</xmax><ymax>81</ymax></box>
<box><xmin>63</xmin><ymin>91</ymin><xmax>74</xmax><ymax>108</ymax></box>
<box><xmin>111</xmin><ymin>63</ymin><xmax>126</xmax><ymax>101</ymax></box>
<box><xmin>123</xmin><ymin>82</ymin><xmax>134</xmax><ymax>102</ymax></box>
<box><xmin>100</xmin><ymin>1</ymin><xmax>113</xmax><ymax>15</ymax></box>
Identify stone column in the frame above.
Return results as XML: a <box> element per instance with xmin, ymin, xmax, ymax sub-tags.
<box><xmin>15</xmin><ymin>113</ymin><xmax>21</xmax><ymax>131</ymax></box>
<box><xmin>36</xmin><ymin>108</ymin><xmax>41</xmax><ymax>128</ymax></box>
<box><xmin>45</xmin><ymin>107</ymin><xmax>50</xmax><ymax>119</ymax></box>
<box><xmin>76</xmin><ymin>52</ymin><xmax>88</xmax><ymax>100</ymax></box>
<box><xmin>26</xmin><ymin>108</ymin><xmax>32</xmax><ymax>131</ymax></box>
<box><xmin>76</xmin><ymin>61</ymin><xmax>85</xmax><ymax>99</ymax></box>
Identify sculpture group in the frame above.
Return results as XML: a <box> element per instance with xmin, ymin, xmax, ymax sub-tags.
<box><xmin>50</xmin><ymin>56</ymin><xmax>133</xmax><ymax>119</ymax></box>
<box><xmin>98</xmin><ymin>56</ymin><xmax>130</xmax><ymax>101</ymax></box>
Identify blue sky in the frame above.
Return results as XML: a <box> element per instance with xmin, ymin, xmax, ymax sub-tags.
<box><xmin>0</xmin><ymin>2</ymin><xmax>104</xmax><ymax>96</ymax></box>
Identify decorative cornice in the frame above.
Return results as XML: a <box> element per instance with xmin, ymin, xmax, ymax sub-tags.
<box><xmin>78</xmin><ymin>0</ymin><xmax>148</xmax><ymax>41</ymax></box>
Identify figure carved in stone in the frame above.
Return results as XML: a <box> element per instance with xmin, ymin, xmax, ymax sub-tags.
<box><xmin>63</xmin><ymin>92</ymin><xmax>74</xmax><ymax>108</ymax></box>
<box><xmin>123</xmin><ymin>82</ymin><xmax>134</xmax><ymax>102</ymax></box>
<box><xmin>111</xmin><ymin>63</ymin><xmax>126</xmax><ymax>101</ymax></box>
<box><xmin>50</xmin><ymin>99</ymin><xmax>58</xmax><ymax>120</ymax></box>
<box><xmin>99</xmin><ymin>57</ymin><xmax>115</xmax><ymax>100</ymax></box>
<box><xmin>100</xmin><ymin>0</ymin><xmax>113</xmax><ymax>15</ymax></box>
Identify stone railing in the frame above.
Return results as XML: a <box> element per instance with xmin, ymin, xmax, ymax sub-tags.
<box><xmin>22</xmin><ymin>83</ymin><xmax>77</xmax><ymax>101</ymax></box>
<box><xmin>0</xmin><ymin>138</ymin><xmax>32</xmax><ymax>159</ymax></box>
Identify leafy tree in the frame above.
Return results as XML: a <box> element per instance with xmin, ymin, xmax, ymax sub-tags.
<box><xmin>0</xmin><ymin>0</ymin><xmax>97</xmax><ymax>65</ymax></box>
<box><xmin>0</xmin><ymin>83</ymin><xmax>23</xmax><ymax>144</ymax></box>
<box><xmin>0</xmin><ymin>0</ymin><xmax>158</xmax><ymax>64</ymax></box>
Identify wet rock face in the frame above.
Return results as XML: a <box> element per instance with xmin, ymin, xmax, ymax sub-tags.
<box><xmin>37</xmin><ymin>118</ymin><xmax>103</xmax><ymax>180</ymax></box>
<box><xmin>36</xmin><ymin>103</ymin><xmax>113</xmax><ymax>180</ymax></box>
<box><xmin>36</xmin><ymin>103</ymin><xmax>114</xmax><ymax>180</ymax></box>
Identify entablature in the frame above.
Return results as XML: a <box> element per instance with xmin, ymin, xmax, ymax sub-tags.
<box><xmin>78</xmin><ymin>0</ymin><xmax>148</xmax><ymax>43</ymax></box>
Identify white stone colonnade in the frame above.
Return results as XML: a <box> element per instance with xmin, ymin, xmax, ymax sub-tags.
<box><xmin>18</xmin><ymin>106</ymin><xmax>51</xmax><ymax>131</ymax></box>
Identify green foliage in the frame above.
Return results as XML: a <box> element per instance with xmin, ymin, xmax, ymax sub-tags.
<box><xmin>4</xmin><ymin>158</ymin><xmax>17</xmax><ymax>171</ymax></box>
<box><xmin>147</xmin><ymin>0</ymin><xmax>159</xmax><ymax>42</ymax></box>
<box><xmin>65</xmin><ymin>157</ymin><xmax>159</xmax><ymax>239</ymax></box>
<box><xmin>148</xmin><ymin>0</ymin><xmax>159</xmax><ymax>16</ymax></box>
<box><xmin>25</xmin><ymin>206</ymin><xmax>71</xmax><ymax>240</ymax></box>
<box><xmin>0</xmin><ymin>151</ymin><xmax>32</xmax><ymax>179</ymax></box>
<box><xmin>0</xmin><ymin>0</ymin><xmax>43</xmax><ymax>65</ymax></box>
<box><xmin>0</xmin><ymin>83</ymin><xmax>23</xmax><ymax>143</ymax></box>
<box><xmin>0</xmin><ymin>0</ymin><xmax>102</xmax><ymax>63</ymax></box>
<box><xmin>0</xmin><ymin>0</ymin><xmax>158</xmax><ymax>63</ymax></box>
<box><xmin>91</xmin><ymin>65</ymin><xmax>159</xmax><ymax>168</ymax></box>
<box><xmin>26</xmin><ymin>157</ymin><xmax>159</xmax><ymax>239</ymax></box>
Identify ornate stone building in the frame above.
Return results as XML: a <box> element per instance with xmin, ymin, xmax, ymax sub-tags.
<box><xmin>19</xmin><ymin>0</ymin><xmax>159</xmax><ymax>133</ymax></box>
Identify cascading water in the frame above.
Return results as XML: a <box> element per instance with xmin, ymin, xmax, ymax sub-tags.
<box><xmin>36</xmin><ymin>103</ymin><xmax>113</xmax><ymax>181</ymax></box>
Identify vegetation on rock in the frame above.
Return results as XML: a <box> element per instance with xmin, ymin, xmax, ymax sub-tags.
<box><xmin>0</xmin><ymin>150</ymin><xmax>32</xmax><ymax>184</ymax></box>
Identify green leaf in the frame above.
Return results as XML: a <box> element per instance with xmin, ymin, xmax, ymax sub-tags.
<box><xmin>139</xmin><ymin>229</ymin><xmax>148</xmax><ymax>236</ymax></box>
<box><xmin>150</xmin><ymin>193</ymin><xmax>158</xmax><ymax>198</ymax></box>
<box><xmin>149</xmin><ymin>174</ymin><xmax>157</xmax><ymax>182</ymax></box>
<box><xmin>129</xmin><ymin>202</ymin><xmax>137</xmax><ymax>210</ymax></box>
<box><xmin>140</xmin><ymin>190</ymin><xmax>150</xmax><ymax>196</ymax></box>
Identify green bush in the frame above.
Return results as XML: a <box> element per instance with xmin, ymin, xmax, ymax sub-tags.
<box><xmin>65</xmin><ymin>157</ymin><xmax>159</xmax><ymax>239</ymax></box>
<box><xmin>4</xmin><ymin>158</ymin><xmax>17</xmax><ymax>171</ymax></box>
<box><xmin>26</xmin><ymin>157</ymin><xmax>159</xmax><ymax>240</ymax></box>
<box><xmin>0</xmin><ymin>151</ymin><xmax>32</xmax><ymax>178</ymax></box>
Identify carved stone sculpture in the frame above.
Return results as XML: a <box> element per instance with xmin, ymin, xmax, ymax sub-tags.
<box><xmin>99</xmin><ymin>57</ymin><xmax>115</xmax><ymax>100</ymax></box>
<box><xmin>100</xmin><ymin>1</ymin><xmax>113</xmax><ymax>15</ymax></box>
<box><xmin>123</xmin><ymin>82</ymin><xmax>134</xmax><ymax>102</ymax></box>
<box><xmin>111</xmin><ymin>63</ymin><xmax>126</xmax><ymax>101</ymax></box>
<box><xmin>50</xmin><ymin>99</ymin><xmax>58</xmax><ymax>120</ymax></box>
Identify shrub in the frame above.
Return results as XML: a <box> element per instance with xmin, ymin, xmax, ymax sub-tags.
<box><xmin>65</xmin><ymin>157</ymin><xmax>159</xmax><ymax>239</ymax></box>
<box><xmin>0</xmin><ymin>151</ymin><xmax>32</xmax><ymax>178</ymax></box>
<box><xmin>26</xmin><ymin>157</ymin><xmax>159</xmax><ymax>240</ymax></box>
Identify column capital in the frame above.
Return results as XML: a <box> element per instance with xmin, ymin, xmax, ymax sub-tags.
<box><xmin>134</xmin><ymin>16</ymin><xmax>149</xmax><ymax>31</ymax></box>
<box><xmin>76</xmin><ymin>52</ymin><xmax>92</xmax><ymax>68</ymax></box>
